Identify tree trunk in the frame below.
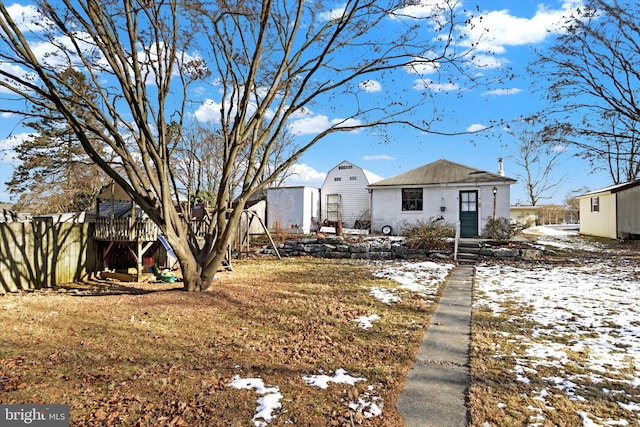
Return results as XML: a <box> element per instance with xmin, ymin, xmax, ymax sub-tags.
<box><xmin>180</xmin><ymin>259</ymin><xmax>216</xmax><ymax>292</ymax></box>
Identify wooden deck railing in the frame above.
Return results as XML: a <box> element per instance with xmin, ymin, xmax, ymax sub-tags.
<box><xmin>94</xmin><ymin>217</ymin><xmax>160</xmax><ymax>242</ymax></box>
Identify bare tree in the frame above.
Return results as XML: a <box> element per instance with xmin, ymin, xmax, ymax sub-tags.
<box><xmin>563</xmin><ymin>186</ymin><xmax>590</xmax><ymax>223</ymax></box>
<box><xmin>173</xmin><ymin>121</ymin><xmax>229</xmax><ymax>206</ymax></box>
<box><xmin>172</xmin><ymin>119</ymin><xmax>296</xmax><ymax>211</ymax></box>
<box><xmin>507</xmin><ymin>117</ymin><xmax>566</xmax><ymax>206</ymax></box>
<box><xmin>0</xmin><ymin>0</ymin><xmax>486</xmax><ymax>291</ymax></box>
<box><xmin>533</xmin><ymin>0</ymin><xmax>640</xmax><ymax>184</ymax></box>
<box><xmin>6</xmin><ymin>67</ymin><xmax>109</xmax><ymax>213</ymax></box>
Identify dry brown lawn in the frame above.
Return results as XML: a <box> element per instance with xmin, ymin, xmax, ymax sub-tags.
<box><xmin>0</xmin><ymin>257</ymin><xmax>444</xmax><ymax>426</ymax></box>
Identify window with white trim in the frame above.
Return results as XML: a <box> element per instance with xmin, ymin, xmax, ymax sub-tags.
<box><xmin>402</xmin><ymin>188</ymin><xmax>423</xmax><ymax>211</ymax></box>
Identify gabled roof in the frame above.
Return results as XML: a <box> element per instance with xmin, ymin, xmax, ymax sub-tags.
<box><xmin>368</xmin><ymin>159</ymin><xmax>516</xmax><ymax>187</ymax></box>
<box><xmin>324</xmin><ymin>160</ymin><xmax>384</xmax><ymax>185</ymax></box>
<box><xmin>97</xmin><ymin>180</ymin><xmax>132</xmax><ymax>201</ymax></box>
<box><xmin>577</xmin><ymin>179</ymin><xmax>640</xmax><ymax>198</ymax></box>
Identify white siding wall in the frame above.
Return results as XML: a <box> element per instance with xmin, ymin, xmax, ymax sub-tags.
<box><xmin>321</xmin><ymin>162</ymin><xmax>379</xmax><ymax>228</ymax></box>
<box><xmin>480</xmin><ymin>184</ymin><xmax>512</xmax><ymax>225</ymax></box>
<box><xmin>579</xmin><ymin>193</ymin><xmax>617</xmax><ymax>239</ymax></box>
<box><xmin>371</xmin><ymin>183</ymin><xmax>512</xmax><ymax>235</ymax></box>
<box><xmin>267</xmin><ymin>187</ymin><xmax>320</xmax><ymax>234</ymax></box>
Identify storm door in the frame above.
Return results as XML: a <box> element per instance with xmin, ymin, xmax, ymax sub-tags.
<box><xmin>459</xmin><ymin>190</ymin><xmax>478</xmax><ymax>237</ymax></box>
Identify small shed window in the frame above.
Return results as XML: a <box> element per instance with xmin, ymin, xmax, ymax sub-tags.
<box><xmin>349</xmin><ymin>176</ymin><xmax>357</xmax><ymax>181</ymax></box>
<box><xmin>338</xmin><ymin>165</ymin><xmax>353</xmax><ymax>170</ymax></box>
<box><xmin>334</xmin><ymin>177</ymin><xmax>341</xmax><ymax>182</ymax></box>
<box><xmin>591</xmin><ymin>197</ymin><xmax>599</xmax><ymax>212</ymax></box>
<box><xmin>402</xmin><ymin>188</ymin><xmax>423</xmax><ymax>211</ymax></box>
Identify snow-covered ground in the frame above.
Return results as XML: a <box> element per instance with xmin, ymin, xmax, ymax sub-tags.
<box><xmin>475</xmin><ymin>226</ymin><xmax>640</xmax><ymax>426</ymax></box>
<box><xmin>522</xmin><ymin>225</ymin><xmax>610</xmax><ymax>253</ymax></box>
<box><xmin>229</xmin><ymin>228</ymin><xmax>639</xmax><ymax>426</ymax></box>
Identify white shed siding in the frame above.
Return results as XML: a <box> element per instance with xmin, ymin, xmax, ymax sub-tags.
<box><xmin>371</xmin><ymin>183</ymin><xmax>512</xmax><ymax>235</ymax></box>
<box><xmin>267</xmin><ymin>186</ymin><xmax>320</xmax><ymax>234</ymax></box>
<box><xmin>616</xmin><ymin>185</ymin><xmax>640</xmax><ymax>237</ymax></box>
<box><xmin>242</xmin><ymin>200</ymin><xmax>266</xmax><ymax>235</ymax></box>
<box><xmin>321</xmin><ymin>161</ymin><xmax>383</xmax><ymax>228</ymax></box>
<box><xmin>579</xmin><ymin>192</ymin><xmax>617</xmax><ymax>239</ymax></box>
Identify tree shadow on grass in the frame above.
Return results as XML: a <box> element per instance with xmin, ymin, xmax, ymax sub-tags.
<box><xmin>62</xmin><ymin>278</ymin><xmax>183</xmax><ymax>296</ymax></box>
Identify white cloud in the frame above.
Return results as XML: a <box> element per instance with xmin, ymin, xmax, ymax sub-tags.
<box><xmin>463</xmin><ymin>1</ymin><xmax>585</xmax><ymax>54</ymax></box>
<box><xmin>320</xmin><ymin>5</ymin><xmax>346</xmax><ymax>21</ymax></box>
<box><xmin>0</xmin><ymin>132</ymin><xmax>31</xmax><ymax>165</ymax></box>
<box><xmin>404</xmin><ymin>53</ymin><xmax>440</xmax><ymax>75</ymax></box>
<box><xmin>359</xmin><ymin>80</ymin><xmax>382</xmax><ymax>93</ymax></box>
<box><xmin>0</xmin><ymin>62</ymin><xmax>38</xmax><ymax>93</ymax></box>
<box><xmin>194</xmin><ymin>91</ymin><xmax>274</xmax><ymax>125</ymax></box>
<box><xmin>413</xmin><ymin>79</ymin><xmax>459</xmax><ymax>93</ymax></box>
<box><xmin>482</xmin><ymin>88</ymin><xmax>522</xmax><ymax>97</ymax></box>
<box><xmin>471</xmin><ymin>54</ymin><xmax>504</xmax><ymax>70</ymax></box>
<box><xmin>363</xmin><ymin>154</ymin><xmax>395</xmax><ymax>161</ymax></box>
<box><xmin>290</xmin><ymin>106</ymin><xmax>313</xmax><ymax>119</ymax></box>
<box><xmin>288</xmin><ymin>114</ymin><xmax>362</xmax><ymax>136</ymax></box>
<box><xmin>283</xmin><ymin>163</ymin><xmax>326</xmax><ymax>186</ymax></box>
<box><xmin>21</xmin><ymin>31</ymin><xmax>103</xmax><ymax>71</ymax></box>
<box><xmin>393</xmin><ymin>0</ymin><xmax>462</xmax><ymax>19</ymax></box>
<box><xmin>194</xmin><ymin>99</ymin><xmax>222</xmax><ymax>123</ymax></box>
<box><xmin>6</xmin><ymin>3</ymin><xmax>54</xmax><ymax>33</ymax></box>
<box><xmin>467</xmin><ymin>123</ymin><xmax>487</xmax><ymax>133</ymax></box>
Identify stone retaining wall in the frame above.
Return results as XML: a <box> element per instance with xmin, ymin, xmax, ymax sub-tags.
<box><xmin>261</xmin><ymin>236</ymin><xmax>451</xmax><ymax>260</ymax></box>
<box><xmin>260</xmin><ymin>236</ymin><xmax>545</xmax><ymax>261</ymax></box>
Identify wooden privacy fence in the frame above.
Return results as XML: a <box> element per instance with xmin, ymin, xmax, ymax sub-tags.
<box><xmin>0</xmin><ymin>220</ymin><xmax>100</xmax><ymax>293</ymax></box>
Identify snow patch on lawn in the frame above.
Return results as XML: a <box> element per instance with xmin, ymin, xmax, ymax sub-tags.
<box><xmin>353</xmin><ymin>314</ymin><xmax>381</xmax><ymax>329</ymax></box>
<box><xmin>348</xmin><ymin>385</ymin><xmax>384</xmax><ymax>418</ymax></box>
<box><xmin>372</xmin><ymin>261</ymin><xmax>453</xmax><ymax>297</ymax></box>
<box><xmin>522</xmin><ymin>225</ymin><xmax>609</xmax><ymax>253</ymax></box>
<box><xmin>229</xmin><ymin>376</ymin><xmax>283</xmax><ymax>427</ymax></box>
<box><xmin>369</xmin><ymin>260</ymin><xmax>454</xmax><ymax>304</ymax></box>
<box><xmin>369</xmin><ymin>286</ymin><xmax>400</xmax><ymax>304</ymax></box>
<box><xmin>303</xmin><ymin>368</ymin><xmax>366</xmax><ymax>389</ymax></box>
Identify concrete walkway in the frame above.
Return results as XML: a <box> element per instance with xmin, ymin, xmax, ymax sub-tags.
<box><xmin>396</xmin><ymin>264</ymin><xmax>474</xmax><ymax>427</ymax></box>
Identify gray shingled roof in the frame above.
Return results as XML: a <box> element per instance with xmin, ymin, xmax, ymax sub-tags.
<box><xmin>577</xmin><ymin>179</ymin><xmax>640</xmax><ymax>197</ymax></box>
<box><xmin>368</xmin><ymin>159</ymin><xmax>516</xmax><ymax>187</ymax></box>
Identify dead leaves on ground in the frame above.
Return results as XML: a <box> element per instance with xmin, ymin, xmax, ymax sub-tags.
<box><xmin>0</xmin><ymin>258</ymin><xmax>435</xmax><ymax>426</ymax></box>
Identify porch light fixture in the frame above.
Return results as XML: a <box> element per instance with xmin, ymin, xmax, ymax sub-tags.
<box><xmin>492</xmin><ymin>186</ymin><xmax>497</xmax><ymax>220</ymax></box>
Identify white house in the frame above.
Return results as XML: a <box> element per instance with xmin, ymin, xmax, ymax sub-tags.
<box><xmin>577</xmin><ymin>180</ymin><xmax>640</xmax><ymax>239</ymax></box>
<box><xmin>320</xmin><ymin>160</ymin><xmax>384</xmax><ymax>228</ymax></box>
<box><xmin>368</xmin><ymin>159</ymin><xmax>516</xmax><ymax>237</ymax></box>
<box><xmin>266</xmin><ymin>186</ymin><xmax>320</xmax><ymax>234</ymax></box>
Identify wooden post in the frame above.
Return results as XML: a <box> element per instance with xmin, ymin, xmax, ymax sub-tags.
<box><xmin>137</xmin><ymin>240</ymin><xmax>143</xmax><ymax>280</ymax></box>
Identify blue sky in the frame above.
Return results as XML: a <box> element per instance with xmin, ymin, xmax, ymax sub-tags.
<box><xmin>0</xmin><ymin>0</ymin><xmax>614</xmax><ymax>205</ymax></box>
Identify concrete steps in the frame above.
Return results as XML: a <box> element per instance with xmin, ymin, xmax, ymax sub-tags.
<box><xmin>457</xmin><ymin>239</ymin><xmax>481</xmax><ymax>265</ymax></box>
